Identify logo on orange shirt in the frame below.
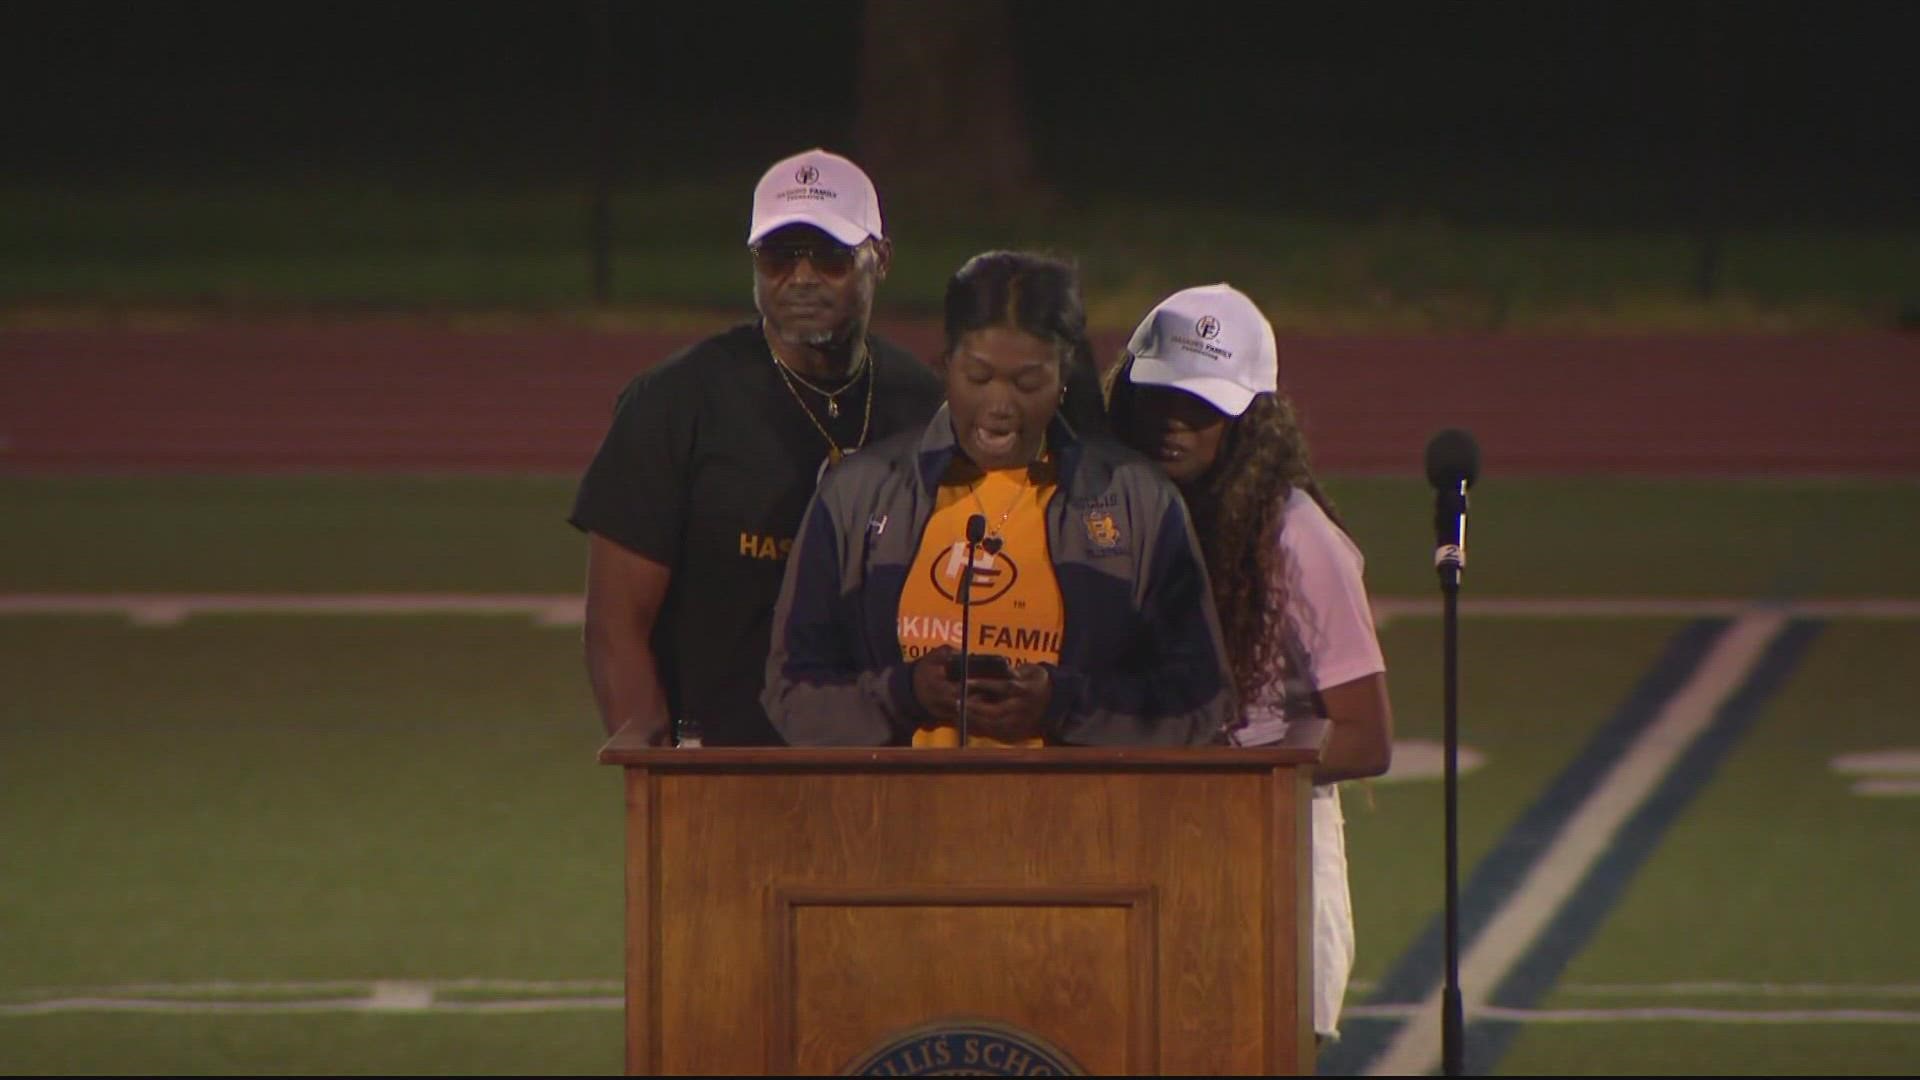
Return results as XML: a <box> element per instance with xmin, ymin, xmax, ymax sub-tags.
<box><xmin>929</xmin><ymin>541</ymin><xmax>1019</xmax><ymax>605</ymax></box>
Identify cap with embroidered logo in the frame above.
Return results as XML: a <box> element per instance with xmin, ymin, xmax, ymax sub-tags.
<box><xmin>748</xmin><ymin>148</ymin><xmax>884</xmax><ymax>247</ymax></box>
<box><xmin>1124</xmin><ymin>283</ymin><xmax>1278</xmax><ymax>417</ymax></box>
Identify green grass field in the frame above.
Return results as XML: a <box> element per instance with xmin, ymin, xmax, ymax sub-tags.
<box><xmin>1</xmin><ymin>616</ymin><xmax>621</xmax><ymax>1074</ymax></box>
<box><xmin>5</xmin><ymin>182</ymin><xmax>1916</xmax><ymax>332</ymax></box>
<box><xmin>6</xmin><ymin>475</ymin><xmax>1919</xmax><ymax>598</ymax></box>
<box><xmin>3</xmin><ymin>474</ymin><xmax>1918</xmax><ymax>1074</ymax></box>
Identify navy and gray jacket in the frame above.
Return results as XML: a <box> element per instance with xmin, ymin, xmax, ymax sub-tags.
<box><xmin>764</xmin><ymin>405</ymin><xmax>1237</xmax><ymax>747</ymax></box>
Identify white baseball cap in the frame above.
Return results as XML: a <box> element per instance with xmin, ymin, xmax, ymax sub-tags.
<box><xmin>1124</xmin><ymin>282</ymin><xmax>1278</xmax><ymax>416</ymax></box>
<box><xmin>747</xmin><ymin>148</ymin><xmax>884</xmax><ymax>247</ymax></box>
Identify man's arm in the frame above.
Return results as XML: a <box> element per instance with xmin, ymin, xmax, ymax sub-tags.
<box><xmin>763</xmin><ymin>488</ymin><xmax>920</xmax><ymax>745</ymax></box>
<box><xmin>583</xmin><ymin>533</ymin><xmax>673</xmax><ymax>741</ymax></box>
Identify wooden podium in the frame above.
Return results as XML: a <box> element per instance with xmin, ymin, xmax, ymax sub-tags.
<box><xmin>598</xmin><ymin>721</ymin><xmax>1325</xmax><ymax>1076</ymax></box>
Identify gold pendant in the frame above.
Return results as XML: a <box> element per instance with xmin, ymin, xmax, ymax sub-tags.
<box><xmin>827</xmin><ymin>399</ymin><xmax>840</xmax><ymax>418</ymax></box>
<box><xmin>827</xmin><ymin>447</ymin><xmax>843</xmax><ymax>466</ymax></box>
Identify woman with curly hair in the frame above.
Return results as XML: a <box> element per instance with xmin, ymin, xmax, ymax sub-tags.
<box><xmin>1106</xmin><ymin>283</ymin><xmax>1394</xmax><ymax>1044</ymax></box>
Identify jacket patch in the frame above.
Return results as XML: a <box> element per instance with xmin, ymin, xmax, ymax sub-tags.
<box><xmin>1082</xmin><ymin>509</ymin><xmax>1123</xmax><ymax>552</ymax></box>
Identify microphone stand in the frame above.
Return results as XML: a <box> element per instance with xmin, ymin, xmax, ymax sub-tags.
<box><xmin>956</xmin><ymin>515</ymin><xmax>986</xmax><ymax>746</ymax></box>
<box><xmin>1437</xmin><ymin>479</ymin><xmax>1467</xmax><ymax>1077</ymax></box>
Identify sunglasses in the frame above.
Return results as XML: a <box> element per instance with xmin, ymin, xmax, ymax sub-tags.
<box><xmin>750</xmin><ymin>241</ymin><xmax>860</xmax><ymax>279</ymax></box>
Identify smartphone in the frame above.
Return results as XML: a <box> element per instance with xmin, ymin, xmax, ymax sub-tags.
<box><xmin>945</xmin><ymin>653</ymin><xmax>1014</xmax><ymax>681</ymax></box>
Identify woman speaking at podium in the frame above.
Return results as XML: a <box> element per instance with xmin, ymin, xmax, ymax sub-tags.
<box><xmin>763</xmin><ymin>251</ymin><xmax>1235</xmax><ymax>748</ymax></box>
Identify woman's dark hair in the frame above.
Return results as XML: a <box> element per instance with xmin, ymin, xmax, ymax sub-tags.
<box><xmin>1105</xmin><ymin>355</ymin><xmax>1344</xmax><ymax>702</ymax></box>
<box><xmin>942</xmin><ymin>251</ymin><xmax>1108</xmax><ymax>435</ymax></box>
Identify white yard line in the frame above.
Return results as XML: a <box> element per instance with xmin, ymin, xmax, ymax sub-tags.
<box><xmin>12</xmin><ymin>999</ymin><xmax>1913</xmax><ymax>1022</ymax></box>
<box><xmin>9</xmin><ymin>977</ymin><xmax>1917</xmax><ymax>1022</ymax></box>
<box><xmin>37</xmin><ymin>977</ymin><xmax>625</xmax><ymax>995</ymax></box>
<box><xmin>1372</xmin><ymin>596</ymin><xmax>1920</xmax><ymax>621</ymax></box>
<box><xmin>1541</xmin><ymin>981</ymin><xmax>1920</xmax><ymax>998</ymax></box>
<box><xmin>1349</xmin><ymin>979</ymin><xmax>1920</xmax><ymax>998</ymax></box>
<box><xmin>1366</xmin><ymin>611</ymin><xmax>1793</xmax><ymax>1075</ymax></box>
<box><xmin>0</xmin><ymin>593</ymin><xmax>586</xmax><ymax>626</ymax></box>
<box><xmin>0</xmin><ymin>996</ymin><xmax>623</xmax><ymax>1016</ymax></box>
<box><xmin>0</xmin><ymin>978</ymin><xmax>623</xmax><ymax>1016</ymax></box>
<box><xmin>1347</xmin><ymin>1003</ymin><xmax>1920</xmax><ymax>1025</ymax></box>
<box><xmin>1854</xmin><ymin>779</ymin><xmax>1920</xmax><ymax>797</ymax></box>
<box><xmin>4</xmin><ymin>593</ymin><xmax>1920</xmax><ymax>626</ymax></box>
<box><xmin>52</xmin><ymin>972</ymin><xmax>622</xmax><ymax>991</ymax></box>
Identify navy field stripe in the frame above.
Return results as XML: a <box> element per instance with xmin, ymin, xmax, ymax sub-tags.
<box><xmin>1320</xmin><ymin>617</ymin><xmax>1731</xmax><ymax>1077</ymax></box>
<box><xmin>1464</xmin><ymin>618</ymin><xmax>1826</xmax><ymax>1072</ymax></box>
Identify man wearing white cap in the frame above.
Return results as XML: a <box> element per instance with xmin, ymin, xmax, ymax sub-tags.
<box><xmin>1106</xmin><ymin>283</ymin><xmax>1395</xmax><ymax>1046</ymax></box>
<box><xmin>571</xmin><ymin>148</ymin><xmax>943</xmax><ymax>747</ymax></box>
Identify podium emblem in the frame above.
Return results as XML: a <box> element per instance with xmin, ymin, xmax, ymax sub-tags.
<box><xmin>841</xmin><ymin>1017</ymin><xmax>1084</xmax><ymax>1075</ymax></box>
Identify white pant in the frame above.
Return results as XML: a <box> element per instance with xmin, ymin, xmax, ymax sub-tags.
<box><xmin>1312</xmin><ymin>783</ymin><xmax>1355</xmax><ymax>1039</ymax></box>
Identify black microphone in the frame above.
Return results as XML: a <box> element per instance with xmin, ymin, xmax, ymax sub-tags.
<box><xmin>956</xmin><ymin>513</ymin><xmax>988</xmax><ymax>745</ymax></box>
<box><xmin>1424</xmin><ymin>428</ymin><xmax>1480</xmax><ymax>592</ymax></box>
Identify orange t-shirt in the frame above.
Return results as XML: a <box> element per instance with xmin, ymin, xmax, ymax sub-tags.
<box><xmin>896</xmin><ymin>460</ymin><xmax>1062</xmax><ymax>747</ymax></box>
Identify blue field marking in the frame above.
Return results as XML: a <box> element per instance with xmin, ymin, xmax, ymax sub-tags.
<box><xmin>1463</xmin><ymin>618</ymin><xmax>1825</xmax><ymax>1071</ymax></box>
<box><xmin>1320</xmin><ymin>617</ymin><xmax>1731</xmax><ymax>1076</ymax></box>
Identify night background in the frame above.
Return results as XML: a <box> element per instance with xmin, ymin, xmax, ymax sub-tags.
<box><xmin>6</xmin><ymin>0</ymin><xmax>1915</xmax><ymax>323</ymax></box>
<box><xmin>3</xmin><ymin>3</ymin><xmax>1919</xmax><ymax>1077</ymax></box>
<box><xmin>11</xmin><ymin>1</ymin><xmax>1916</xmax><ymax>219</ymax></box>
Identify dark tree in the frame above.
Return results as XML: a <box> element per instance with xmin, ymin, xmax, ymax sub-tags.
<box><xmin>854</xmin><ymin>0</ymin><xmax>1038</xmax><ymax>206</ymax></box>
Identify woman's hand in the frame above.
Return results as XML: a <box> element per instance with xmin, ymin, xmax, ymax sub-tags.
<box><xmin>911</xmin><ymin>647</ymin><xmax>964</xmax><ymax>722</ymax></box>
<box><xmin>962</xmin><ymin>662</ymin><xmax>1053</xmax><ymax>743</ymax></box>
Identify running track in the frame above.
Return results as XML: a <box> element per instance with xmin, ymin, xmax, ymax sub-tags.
<box><xmin>3</xmin><ymin>322</ymin><xmax>1918</xmax><ymax>475</ymax></box>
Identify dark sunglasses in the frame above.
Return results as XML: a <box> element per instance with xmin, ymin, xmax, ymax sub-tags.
<box><xmin>750</xmin><ymin>241</ymin><xmax>860</xmax><ymax>279</ymax></box>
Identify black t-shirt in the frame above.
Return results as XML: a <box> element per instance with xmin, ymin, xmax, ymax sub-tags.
<box><xmin>570</xmin><ymin>321</ymin><xmax>944</xmax><ymax>745</ymax></box>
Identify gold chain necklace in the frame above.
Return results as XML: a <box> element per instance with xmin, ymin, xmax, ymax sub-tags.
<box><xmin>968</xmin><ymin>468</ymin><xmax>1035</xmax><ymax>539</ymax></box>
<box><xmin>772</xmin><ymin>348</ymin><xmax>874</xmax><ymax>467</ymax></box>
<box><xmin>966</xmin><ymin>436</ymin><xmax>1051</xmax><ymax>537</ymax></box>
<box><xmin>767</xmin><ymin>338</ymin><xmax>869</xmax><ymax>418</ymax></box>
